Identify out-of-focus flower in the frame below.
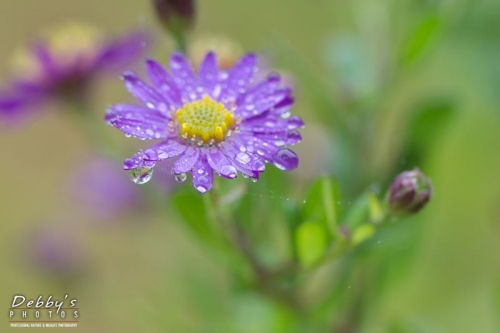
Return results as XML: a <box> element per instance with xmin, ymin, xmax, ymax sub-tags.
<box><xmin>190</xmin><ymin>35</ymin><xmax>244</xmax><ymax>71</ymax></box>
<box><xmin>26</xmin><ymin>223</ymin><xmax>86</xmax><ymax>279</ymax></box>
<box><xmin>105</xmin><ymin>52</ymin><xmax>303</xmax><ymax>193</ymax></box>
<box><xmin>153</xmin><ymin>0</ymin><xmax>195</xmax><ymax>39</ymax></box>
<box><xmin>69</xmin><ymin>158</ymin><xmax>145</xmax><ymax>221</ymax></box>
<box><xmin>69</xmin><ymin>157</ymin><xmax>178</xmax><ymax>221</ymax></box>
<box><xmin>189</xmin><ymin>34</ymin><xmax>296</xmax><ymax>88</ymax></box>
<box><xmin>387</xmin><ymin>168</ymin><xmax>433</xmax><ymax>214</ymax></box>
<box><xmin>0</xmin><ymin>22</ymin><xmax>150</xmax><ymax>121</ymax></box>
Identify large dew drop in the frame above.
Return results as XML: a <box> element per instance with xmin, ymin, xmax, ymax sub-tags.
<box><xmin>129</xmin><ymin>166</ymin><xmax>154</xmax><ymax>184</ymax></box>
<box><xmin>175</xmin><ymin>173</ymin><xmax>187</xmax><ymax>183</ymax></box>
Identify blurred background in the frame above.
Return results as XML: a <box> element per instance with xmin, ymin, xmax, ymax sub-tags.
<box><xmin>1</xmin><ymin>0</ymin><xmax>500</xmax><ymax>332</ymax></box>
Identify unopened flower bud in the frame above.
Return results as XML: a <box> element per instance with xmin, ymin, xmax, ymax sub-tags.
<box><xmin>388</xmin><ymin>169</ymin><xmax>433</xmax><ymax>214</ymax></box>
<box><xmin>153</xmin><ymin>0</ymin><xmax>195</xmax><ymax>41</ymax></box>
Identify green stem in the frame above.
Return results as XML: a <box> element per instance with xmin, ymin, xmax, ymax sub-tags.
<box><xmin>174</xmin><ymin>32</ymin><xmax>188</xmax><ymax>54</ymax></box>
<box><xmin>204</xmin><ymin>182</ymin><xmax>306</xmax><ymax>315</ymax></box>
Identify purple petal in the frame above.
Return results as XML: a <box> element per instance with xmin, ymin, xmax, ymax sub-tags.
<box><xmin>235</xmin><ymin>73</ymin><xmax>291</xmax><ymax>119</ymax></box>
<box><xmin>123</xmin><ymin>140</ymin><xmax>187</xmax><ymax>170</ymax></box>
<box><xmin>286</xmin><ymin>130</ymin><xmax>302</xmax><ymax>145</ymax></box>
<box><xmin>123</xmin><ymin>151</ymin><xmax>147</xmax><ymax>170</ymax></box>
<box><xmin>106</xmin><ymin>104</ymin><xmax>169</xmax><ymax>139</ymax></box>
<box><xmin>0</xmin><ymin>86</ymin><xmax>48</xmax><ymax>119</ymax></box>
<box><xmin>273</xmin><ymin>149</ymin><xmax>299</xmax><ymax>171</ymax></box>
<box><xmin>270</xmin><ymin>96</ymin><xmax>295</xmax><ymax>117</ymax></box>
<box><xmin>240</xmin><ymin>117</ymin><xmax>289</xmax><ymax>134</ymax></box>
<box><xmin>219</xmin><ymin>53</ymin><xmax>257</xmax><ymax>104</ymax></box>
<box><xmin>238</xmin><ymin>135</ymin><xmax>280</xmax><ymax>163</ymax></box>
<box><xmin>172</xmin><ymin>146</ymin><xmax>200</xmax><ymax>174</ymax></box>
<box><xmin>220</xmin><ymin>141</ymin><xmax>255</xmax><ymax>178</ymax></box>
<box><xmin>287</xmin><ymin>115</ymin><xmax>305</xmax><ymax>130</ymax></box>
<box><xmin>236</xmin><ymin>72</ymin><xmax>280</xmax><ymax>105</ymax></box>
<box><xmin>93</xmin><ymin>31</ymin><xmax>150</xmax><ymax>72</ymax></box>
<box><xmin>32</xmin><ymin>43</ymin><xmax>57</xmax><ymax>75</ymax></box>
<box><xmin>154</xmin><ymin>140</ymin><xmax>188</xmax><ymax>160</ymax></box>
<box><xmin>12</xmin><ymin>81</ymin><xmax>49</xmax><ymax>95</ymax></box>
<box><xmin>170</xmin><ymin>52</ymin><xmax>199</xmax><ymax>101</ymax></box>
<box><xmin>221</xmin><ymin>139</ymin><xmax>266</xmax><ymax>175</ymax></box>
<box><xmin>192</xmin><ymin>155</ymin><xmax>213</xmax><ymax>193</ymax></box>
<box><xmin>206</xmin><ymin>147</ymin><xmax>238</xmax><ymax>179</ymax></box>
<box><xmin>145</xmin><ymin>58</ymin><xmax>182</xmax><ymax>107</ymax></box>
<box><xmin>122</xmin><ymin>72</ymin><xmax>169</xmax><ymax>113</ymax></box>
<box><xmin>198</xmin><ymin>52</ymin><xmax>219</xmax><ymax>96</ymax></box>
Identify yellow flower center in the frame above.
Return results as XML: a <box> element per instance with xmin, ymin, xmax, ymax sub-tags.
<box><xmin>174</xmin><ymin>95</ymin><xmax>236</xmax><ymax>145</ymax></box>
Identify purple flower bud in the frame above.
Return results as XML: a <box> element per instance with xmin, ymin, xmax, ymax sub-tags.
<box><xmin>388</xmin><ymin>169</ymin><xmax>433</xmax><ymax>214</ymax></box>
<box><xmin>153</xmin><ymin>0</ymin><xmax>195</xmax><ymax>36</ymax></box>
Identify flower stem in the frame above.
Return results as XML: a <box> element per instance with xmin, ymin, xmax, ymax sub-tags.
<box><xmin>173</xmin><ymin>32</ymin><xmax>188</xmax><ymax>54</ymax></box>
<box><xmin>204</xmin><ymin>181</ymin><xmax>306</xmax><ymax>315</ymax></box>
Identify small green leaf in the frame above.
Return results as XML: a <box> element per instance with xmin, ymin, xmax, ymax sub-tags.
<box><xmin>403</xmin><ymin>98</ymin><xmax>456</xmax><ymax>167</ymax></box>
<box><xmin>303</xmin><ymin>177</ymin><xmax>341</xmax><ymax>237</ymax></box>
<box><xmin>352</xmin><ymin>224</ymin><xmax>375</xmax><ymax>246</ymax></box>
<box><xmin>368</xmin><ymin>193</ymin><xmax>384</xmax><ymax>223</ymax></box>
<box><xmin>343</xmin><ymin>193</ymin><xmax>369</xmax><ymax>229</ymax></box>
<box><xmin>402</xmin><ymin>13</ymin><xmax>442</xmax><ymax>65</ymax></box>
<box><xmin>295</xmin><ymin>221</ymin><xmax>328</xmax><ymax>267</ymax></box>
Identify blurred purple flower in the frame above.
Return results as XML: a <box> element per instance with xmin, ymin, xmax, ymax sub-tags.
<box><xmin>69</xmin><ymin>157</ymin><xmax>177</xmax><ymax>221</ymax></box>
<box><xmin>105</xmin><ymin>52</ymin><xmax>303</xmax><ymax>193</ymax></box>
<box><xmin>70</xmin><ymin>158</ymin><xmax>145</xmax><ymax>220</ymax></box>
<box><xmin>0</xmin><ymin>22</ymin><xmax>150</xmax><ymax>122</ymax></box>
<box><xmin>189</xmin><ymin>34</ymin><xmax>296</xmax><ymax>88</ymax></box>
<box><xmin>27</xmin><ymin>223</ymin><xmax>85</xmax><ymax>278</ymax></box>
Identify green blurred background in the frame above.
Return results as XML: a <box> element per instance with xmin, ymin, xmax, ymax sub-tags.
<box><xmin>1</xmin><ymin>0</ymin><xmax>500</xmax><ymax>332</ymax></box>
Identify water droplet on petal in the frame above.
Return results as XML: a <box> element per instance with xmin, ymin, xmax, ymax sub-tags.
<box><xmin>281</xmin><ymin>111</ymin><xmax>291</xmax><ymax>119</ymax></box>
<box><xmin>195</xmin><ymin>175</ymin><xmax>210</xmax><ymax>193</ymax></box>
<box><xmin>220</xmin><ymin>165</ymin><xmax>237</xmax><ymax>179</ymax></box>
<box><xmin>287</xmin><ymin>116</ymin><xmax>304</xmax><ymax>130</ymax></box>
<box><xmin>235</xmin><ymin>152</ymin><xmax>251</xmax><ymax>164</ymax></box>
<box><xmin>175</xmin><ymin>173</ymin><xmax>187</xmax><ymax>183</ymax></box>
<box><xmin>129</xmin><ymin>166</ymin><xmax>153</xmax><ymax>184</ymax></box>
<box><xmin>251</xmin><ymin>178</ymin><xmax>258</xmax><ymax>183</ymax></box>
<box><xmin>251</xmin><ymin>160</ymin><xmax>265</xmax><ymax>172</ymax></box>
<box><xmin>196</xmin><ymin>185</ymin><xmax>208</xmax><ymax>193</ymax></box>
<box><xmin>274</xmin><ymin>149</ymin><xmax>299</xmax><ymax>171</ymax></box>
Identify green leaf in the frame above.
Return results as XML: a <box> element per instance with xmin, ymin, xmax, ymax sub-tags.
<box><xmin>352</xmin><ymin>224</ymin><xmax>375</xmax><ymax>246</ymax></box>
<box><xmin>303</xmin><ymin>177</ymin><xmax>341</xmax><ymax>237</ymax></box>
<box><xmin>343</xmin><ymin>193</ymin><xmax>369</xmax><ymax>229</ymax></box>
<box><xmin>295</xmin><ymin>221</ymin><xmax>328</xmax><ymax>267</ymax></box>
<box><xmin>368</xmin><ymin>193</ymin><xmax>384</xmax><ymax>223</ymax></box>
<box><xmin>403</xmin><ymin>98</ymin><xmax>456</xmax><ymax>167</ymax></box>
<box><xmin>402</xmin><ymin>13</ymin><xmax>442</xmax><ymax>65</ymax></box>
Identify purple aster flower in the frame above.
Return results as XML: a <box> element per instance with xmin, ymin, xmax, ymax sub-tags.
<box><xmin>105</xmin><ymin>52</ymin><xmax>303</xmax><ymax>193</ymax></box>
<box><xmin>0</xmin><ymin>22</ymin><xmax>150</xmax><ymax>122</ymax></box>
